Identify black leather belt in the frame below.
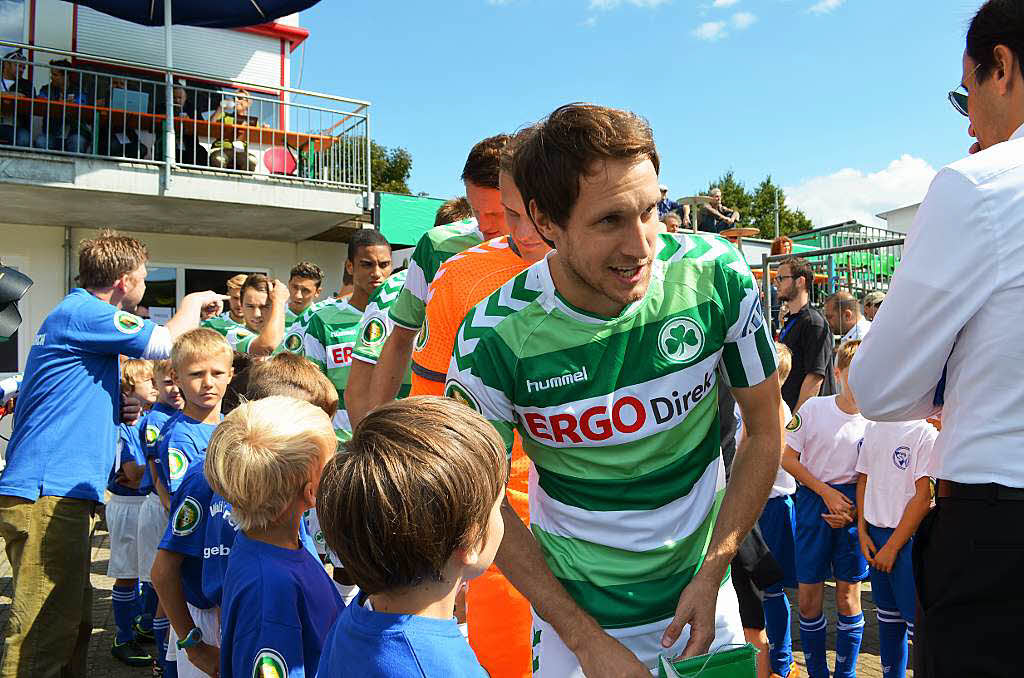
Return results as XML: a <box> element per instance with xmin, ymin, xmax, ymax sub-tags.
<box><xmin>937</xmin><ymin>480</ymin><xmax>1024</xmax><ymax>501</ymax></box>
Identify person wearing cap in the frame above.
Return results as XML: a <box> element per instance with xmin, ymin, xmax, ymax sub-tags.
<box><xmin>1</xmin><ymin>50</ymin><xmax>32</xmax><ymax>147</ymax></box>
<box><xmin>656</xmin><ymin>184</ymin><xmax>680</xmax><ymax>219</ymax></box>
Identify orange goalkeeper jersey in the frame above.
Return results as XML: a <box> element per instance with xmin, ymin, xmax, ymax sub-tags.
<box><xmin>412</xmin><ymin>236</ymin><xmax>533</xmax><ymax>678</ymax></box>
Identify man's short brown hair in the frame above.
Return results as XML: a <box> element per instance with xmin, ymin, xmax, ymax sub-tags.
<box><xmin>77</xmin><ymin>229</ymin><xmax>148</xmax><ymax>289</ymax></box>
<box><xmin>461</xmin><ymin>134</ymin><xmax>511</xmax><ymax>190</ymax></box>
<box><xmin>779</xmin><ymin>256</ymin><xmax>814</xmax><ymax>293</ymax></box>
<box><xmin>225</xmin><ymin>273</ymin><xmax>248</xmax><ymax>292</ymax></box>
<box><xmin>240</xmin><ymin>273</ymin><xmax>270</xmax><ymax>300</ymax></box>
<box><xmin>317</xmin><ymin>396</ymin><xmax>507</xmax><ymax>594</ymax></box>
<box><xmin>433</xmin><ymin>197</ymin><xmax>473</xmax><ymax>227</ymax></box>
<box><xmin>513</xmin><ymin>103</ymin><xmax>660</xmax><ymax>227</ymax></box>
<box><xmin>288</xmin><ymin>261</ymin><xmax>324</xmax><ymax>287</ymax></box>
<box><xmin>246</xmin><ymin>352</ymin><xmax>338</xmax><ymax>419</ymax></box>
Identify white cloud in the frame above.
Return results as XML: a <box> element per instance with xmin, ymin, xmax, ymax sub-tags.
<box><xmin>785</xmin><ymin>155</ymin><xmax>937</xmax><ymax>227</ymax></box>
<box><xmin>581</xmin><ymin>15</ymin><xmax>598</xmax><ymax>27</ymax></box>
<box><xmin>589</xmin><ymin>0</ymin><xmax>670</xmax><ymax>9</ymax></box>
<box><xmin>732</xmin><ymin>11</ymin><xmax>756</xmax><ymax>29</ymax></box>
<box><xmin>712</xmin><ymin>0</ymin><xmax>739</xmax><ymax>7</ymax></box>
<box><xmin>809</xmin><ymin>0</ymin><xmax>845</xmax><ymax>14</ymax></box>
<box><xmin>693</xmin><ymin>20</ymin><xmax>728</xmax><ymax>41</ymax></box>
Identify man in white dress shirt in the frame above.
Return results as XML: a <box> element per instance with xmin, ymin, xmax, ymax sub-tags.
<box><xmin>849</xmin><ymin>2</ymin><xmax>1024</xmax><ymax>675</ymax></box>
<box><xmin>823</xmin><ymin>291</ymin><xmax>871</xmax><ymax>345</ymax></box>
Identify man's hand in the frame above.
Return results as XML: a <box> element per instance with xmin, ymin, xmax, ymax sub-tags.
<box><xmin>872</xmin><ymin>543</ymin><xmax>898</xmax><ymax>573</ymax></box>
<box><xmin>859</xmin><ymin>527</ymin><xmax>877</xmax><ymax>564</ymax></box>
<box><xmin>121</xmin><ymin>393</ymin><xmax>142</xmax><ymax>426</ymax></box>
<box><xmin>270</xmin><ymin>279</ymin><xmax>290</xmax><ymax>306</ymax></box>
<box><xmin>818</xmin><ymin>485</ymin><xmax>853</xmax><ymax>517</ymax></box>
<box><xmin>574</xmin><ymin>629</ymin><xmax>650</xmax><ymax>678</ymax></box>
<box><xmin>199</xmin><ymin>299</ymin><xmax>223</xmax><ymax>321</ymax></box>
<box><xmin>661</xmin><ymin>575</ymin><xmax>719</xmax><ymax>659</ymax></box>
<box><xmin>183</xmin><ymin>291</ymin><xmax>230</xmax><ymax>311</ymax></box>
<box><xmin>185</xmin><ymin>641</ymin><xmax>219</xmax><ymax>677</ymax></box>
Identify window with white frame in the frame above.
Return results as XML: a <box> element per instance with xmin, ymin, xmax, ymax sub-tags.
<box><xmin>139</xmin><ymin>264</ymin><xmax>268</xmax><ymax>322</ymax></box>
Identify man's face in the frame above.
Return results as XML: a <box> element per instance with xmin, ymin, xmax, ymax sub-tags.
<box><xmin>499</xmin><ymin>171</ymin><xmax>550</xmax><ymax>264</ymax></box>
<box><xmin>287</xmin><ymin>276</ymin><xmax>321</xmax><ymax>314</ymax></box>
<box><xmin>173</xmin><ymin>87</ymin><xmax>186</xmax><ymax>107</ymax></box>
<box><xmin>535</xmin><ymin>157</ymin><xmax>662</xmax><ymax>316</ymax></box>
<box><xmin>863</xmin><ymin>302</ymin><xmax>878</xmax><ymax>321</ymax></box>
<box><xmin>962</xmin><ymin>51</ymin><xmax>1010</xmax><ymax>154</ymax></box>
<box><xmin>50</xmin><ymin>67</ymin><xmax>64</xmax><ymax>89</ymax></box>
<box><xmin>823</xmin><ymin>302</ymin><xmax>846</xmax><ymax>335</ymax></box>
<box><xmin>710</xmin><ymin>190</ymin><xmax>723</xmax><ymax>208</ymax></box>
<box><xmin>172</xmin><ymin>356</ymin><xmax>233</xmax><ymax>411</ymax></box>
<box><xmin>242</xmin><ymin>287</ymin><xmax>270</xmax><ymax>331</ymax></box>
<box><xmin>228</xmin><ymin>287</ymin><xmax>243</xmax><ymax>318</ymax></box>
<box><xmin>776</xmin><ymin>264</ymin><xmax>798</xmax><ymax>302</ymax></box>
<box><xmin>235</xmin><ymin>93</ymin><xmax>252</xmax><ymax>115</ymax></box>
<box><xmin>346</xmin><ymin>245</ymin><xmax>392</xmax><ymax>298</ymax></box>
<box><xmin>663</xmin><ymin>215</ymin><xmax>681</xmax><ymax>233</ymax></box>
<box><xmin>2</xmin><ymin>61</ymin><xmax>22</xmax><ymax>80</ymax></box>
<box><xmin>155</xmin><ymin>373</ymin><xmax>184</xmax><ymax>409</ymax></box>
<box><xmin>466</xmin><ymin>181</ymin><xmax>508</xmax><ymax>241</ymax></box>
<box><xmin>121</xmin><ymin>264</ymin><xmax>148</xmax><ymax>312</ymax></box>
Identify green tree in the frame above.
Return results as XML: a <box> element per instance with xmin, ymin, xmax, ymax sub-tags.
<box><xmin>371</xmin><ymin>141</ymin><xmax>413</xmax><ymax>194</ymax></box>
<box><xmin>748</xmin><ymin>176</ymin><xmax>813</xmax><ymax>239</ymax></box>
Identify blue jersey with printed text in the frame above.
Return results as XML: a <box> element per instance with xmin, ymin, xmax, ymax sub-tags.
<box><xmin>221</xmin><ymin>531</ymin><xmax>342</xmax><ymax>678</ymax></box>
<box><xmin>0</xmin><ymin>289</ymin><xmax>156</xmax><ymax>502</ymax></box>
<box><xmin>156</xmin><ymin>414</ymin><xmax>216</xmax><ymax>496</ymax></box>
<box><xmin>158</xmin><ymin>464</ymin><xmax>214</xmax><ymax>610</ymax></box>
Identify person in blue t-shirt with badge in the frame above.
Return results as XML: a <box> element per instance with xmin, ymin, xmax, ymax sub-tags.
<box><xmin>0</xmin><ymin>230</ymin><xmax>224</xmax><ymax>677</ymax></box>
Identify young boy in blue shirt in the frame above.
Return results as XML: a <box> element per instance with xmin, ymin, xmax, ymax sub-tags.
<box><xmin>856</xmin><ymin>418</ymin><xmax>938</xmax><ymax>678</ymax></box>
<box><xmin>782</xmin><ymin>340</ymin><xmax>869</xmax><ymax>678</ymax></box>
<box><xmin>207</xmin><ymin>396</ymin><xmax>342</xmax><ymax>678</ymax></box>
<box><xmin>315</xmin><ymin>396</ymin><xmax>508</xmax><ymax>677</ymax></box>
<box><xmin>150</xmin><ymin>329</ymin><xmax>233</xmax><ymax>678</ymax></box>
<box><xmin>135</xmin><ymin>358</ymin><xmax>184</xmax><ymax>656</ymax></box>
<box><xmin>108</xmin><ymin>359</ymin><xmax>158</xmax><ymax>667</ymax></box>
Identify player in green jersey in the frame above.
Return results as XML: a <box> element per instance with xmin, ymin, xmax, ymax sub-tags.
<box><xmin>201</xmin><ymin>273</ymin><xmax>247</xmax><ymax>336</ymax></box>
<box><xmin>224</xmin><ymin>273</ymin><xmax>289</xmax><ymax>357</ymax></box>
<box><xmin>446</xmin><ymin>104</ymin><xmax>782</xmax><ymax>677</ymax></box>
<box><xmin>301</xmin><ymin>230</ymin><xmax>392</xmax><ymax>439</ymax></box>
<box><xmin>363</xmin><ymin>134</ymin><xmax>512</xmax><ymax>424</ymax></box>
<box><xmin>280</xmin><ymin>261</ymin><xmax>330</xmax><ymax>353</ymax></box>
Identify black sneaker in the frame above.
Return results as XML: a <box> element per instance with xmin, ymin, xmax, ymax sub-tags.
<box><xmin>111</xmin><ymin>637</ymin><xmax>153</xmax><ymax>667</ymax></box>
<box><xmin>132</xmin><ymin>615</ymin><xmax>155</xmax><ymax>644</ymax></box>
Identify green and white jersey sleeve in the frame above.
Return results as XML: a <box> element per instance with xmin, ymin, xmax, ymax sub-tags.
<box><xmin>201</xmin><ymin>312</ymin><xmax>242</xmax><ymax>338</ymax></box>
<box><xmin>225</xmin><ymin>325</ymin><xmax>257</xmax><ymax>354</ymax></box>
<box><xmin>388</xmin><ymin>219</ymin><xmax>482</xmax><ymax>330</ymax></box>
<box><xmin>281</xmin><ymin>299</ymin><xmax>329</xmax><ymax>355</ymax></box>
<box><xmin>446</xmin><ymin>232</ymin><xmax>777</xmax><ymax>634</ymax></box>
<box><xmin>303</xmin><ymin>299</ymin><xmax>365</xmax><ymax>439</ymax></box>
<box><xmin>353</xmin><ymin>271</ymin><xmax>406</xmax><ymax>366</ymax></box>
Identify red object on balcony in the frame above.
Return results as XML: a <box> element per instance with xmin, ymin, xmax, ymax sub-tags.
<box><xmin>263</xmin><ymin>145</ymin><xmax>297</xmax><ymax>175</ymax></box>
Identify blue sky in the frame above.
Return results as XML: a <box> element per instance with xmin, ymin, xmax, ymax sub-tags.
<box><xmin>295</xmin><ymin>0</ymin><xmax>981</xmax><ymax>227</ymax></box>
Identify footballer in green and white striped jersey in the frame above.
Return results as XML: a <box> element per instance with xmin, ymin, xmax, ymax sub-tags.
<box><xmin>388</xmin><ymin>218</ymin><xmax>482</xmax><ymax>331</ymax></box>
<box><xmin>352</xmin><ymin>270</ymin><xmax>412</xmax><ymax>398</ymax></box>
<box><xmin>302</xmin><ymin>298</ymin><xmax>365</xmax><ymax>439</ymax></box>
<box><xmin>281</xmin><ymin>299</ymin><xmax>329</xmax><ymax>354</ymax></box>
<box><xmin>447</xmin><ymin>232</ymin><xmax>777</xmax><ymax>658</ymax></box>
<box><xmin>201</xmin><ymin>312</ymin><xmax>242</xmax><ymax>337</ymax></box>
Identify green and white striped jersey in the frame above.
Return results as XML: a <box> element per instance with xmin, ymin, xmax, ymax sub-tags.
<box><xmin>388</xmin><ymin>218</ymin><xmax>482</xmax><ymax>330</ymax></box>
<box><xmin>353</xmin><ymin>271</ymin><xmax>413</xmax><ymax>399</ymax></box>
<box><xmin>225</xmin><ymin>324</ymin><xmax>258</xmax><ymax>354</ymax></box>
<box><xmin>446</xmin><ymin>233</ymin><xmax>777</xmax><ymax>631</ymax></box>
<box><xmin>201</xmin><ymin>312</ymin><xmax>242</xmax><ymax>337</ymax></box>
<box><xmin>281</xmin><ymin>299</ymin><xmax>330</xmax><ymax>354</ymax></box>
<box><xmin>302</xmin><ymin>298</ymin><xmax>364</xmax><ymax>439</ymax></box>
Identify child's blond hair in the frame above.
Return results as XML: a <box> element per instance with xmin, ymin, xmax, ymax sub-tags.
<box><xmin>204</xmin><ymin>396</ymin><xmax>335</xmax><ymax>532</ymax></box>
<box><xmin>836</xmin><ymin>339</ymin><xmax>861</xmax><ymax>371</ymax></box>
<box><xmin>170</xmin><ymin>328</ymin><xmax>233</xmax><ymax>371</ymax></box>
<box><xmin>152</xmin><ymin>359</ymin><xmax>172</xmax><ymax>381</ymax></box>
<box><xmin>121</xmin><ymin>359</ymin><xmax>153</xmax><ymax>394</ymax></box>
<box><xmin>774</xmin><ymin>342</ymin><xmax>793</xmax><ymax>384</ymax></box>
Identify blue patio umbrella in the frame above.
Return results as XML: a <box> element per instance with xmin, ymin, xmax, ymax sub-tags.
<box><xmin>64</xmin><ymin>0</ymin><xmax>322</xmax><ymax>180</ymax></box>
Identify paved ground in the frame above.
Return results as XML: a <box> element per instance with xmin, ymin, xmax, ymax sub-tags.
<box><xmin>0</xmin><ymin>522</ymin><xmax>910</xmax><ymax>677</ymax></box>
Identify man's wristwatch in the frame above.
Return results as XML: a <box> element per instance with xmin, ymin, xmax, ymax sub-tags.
<box><xmin>176</xmin><ymin>626</ymin><xmax>203</xmax><ymax>650</ymax></box>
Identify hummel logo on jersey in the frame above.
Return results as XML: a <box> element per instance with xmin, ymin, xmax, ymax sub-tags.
<box><xmin>741</xmin><ymin>298</ymin><xmax>764</xmax><ymax>337</ymax></box>
<box><xmin>658</xmin><ymin>317</ymin><xmax>704</xmax><ymax>364</ymax></box>
<box><xmin>526</xmin><ymin>367</ymin><xmax>589</xmax><ymax>394</ymax></box>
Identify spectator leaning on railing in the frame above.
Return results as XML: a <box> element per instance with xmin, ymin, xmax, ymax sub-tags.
<box><xmin>209</xmin><ymin>88</ymin><xmax>257</xmax><ymax>171</ymax></box>
<box><xmin>0</xmin><ymin>50</ymin><xmax>32</xmax><ymax>147</ymax></box>
<box><xmin>0</xmin><ymin>230</ymin><xmax>224</xmax><ymax>678</ymax></box>
<box><xmin>35</xmin><ymin>59</ymin><xmax>92</xmax><ymax>154</ymax></box>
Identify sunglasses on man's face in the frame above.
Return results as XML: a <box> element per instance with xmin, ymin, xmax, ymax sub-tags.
<box><xmin>949</xmin><ymin>63</ymin><xmax>981</xmax><ymax>117</ymax></box>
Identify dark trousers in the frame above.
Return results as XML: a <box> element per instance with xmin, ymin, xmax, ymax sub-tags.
<box><xmin>913</xmin><ymin>497</ymin><xmax>1024</xmax><ymax>677</ymax></box>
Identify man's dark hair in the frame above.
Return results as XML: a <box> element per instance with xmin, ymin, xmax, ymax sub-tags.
<box><xmin>288</xmin><ymin>261</ymin><xmax>324</xmax><ymax>287</ymax></box>
<box><xmin>967</xmin><ymin>0</ymin><xmax>1024</xmax><ymax>83</ymax></box>
<box><xmin>433</xmin><ymin>197</ymin><xmax>473</xmax><ymax>227</ymax></box>
<box><xmin>240</xmin><ymin>272</ymin><xmax>270</xmax><ymax>300</ymax></box>
<box><xmin>347</xmin><ymin>229</ymin><xmax>390</xmax><ymax>262</ymax></box>
<box><xmin>461</xmin><ymin>134</ymin><xmax>511</xmax><ymax>190</ymax></box>
<box><xmin>779</xmin><ymin>256</ymin><xmax>814</xmax><ymax>293</ymax></box>
<box><xmin>512</xmin><ymin>103</ymin><xmax>660</xmax><ymax>229</ymax></box>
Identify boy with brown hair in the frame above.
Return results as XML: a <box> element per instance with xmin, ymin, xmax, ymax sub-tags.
<box><xmin>315</xmin><ymin>396</ymin><xmax>507</xmax><ymax>676</ymax></box>
<box><xmin>209</xmin><ymin>396</ymin><xmax>342</xmax><ymax>678</ymax></box>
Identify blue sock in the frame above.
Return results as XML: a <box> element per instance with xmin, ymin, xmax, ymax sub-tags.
<box><xmin>153</xmin><ymin>616</ymin><xmax>172</xmax><ymax>672</ymax></box>
<box><xmin>762</xmin><ymin>585</ymin><xmax>793</xmax><ymax>676</ymax></box>
<box><xmin>111</xmin><ymin>585</ymin><xmax>137</xmax><ymax>643</ymax></box>
<box><xmin>835</xmin><ymin>612</ymin><xmax>865</xmax><ymax>678</ymax></box>
<box><xmin>798</xmin><ymin>614</ymin><xmax>829</xmax><ymax>678</ymax></box>
<box><xmin>876</xmin><ymin>608</ymin><xmax>909</xmax><ymax>678</ymax></box>
<box><xmin>138</xmin><ymin>582</ymin><xmax>157</xmax><ymax>631</ymax></box>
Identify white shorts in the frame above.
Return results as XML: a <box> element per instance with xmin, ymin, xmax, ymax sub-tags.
<box><xmin>166</xmin><ymin>604</ymin><xmax>220</xmax><ymax>676</ymax></box>
<box><xmin>106</xmin><ymin>494</ymin><xmax>146</xmax><ymax>579</ymax></box>
<box><xmin>137</xmin><ymin>493</ymin><xmax>169</xmax><ymax>583</ymax></box>
<box><xmin>531</xmin><ymin>581</ymin><xmax>744</xmax><ymax>677</ymax></box>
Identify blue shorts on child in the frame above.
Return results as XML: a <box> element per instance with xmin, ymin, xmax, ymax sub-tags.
<box><xmin>794</xmin><ymin>484</ymin><xmax>868</xmax><ymax>584</ymax></box>
<box><xmin>759</xmin><ymin>495</ymin><xmax>797</xmax><ymax>589</ymax></box>
<box><xmin>866</xmin><ymin>525</ymin><xmax>916</xmax><ymax>623</ymax></box>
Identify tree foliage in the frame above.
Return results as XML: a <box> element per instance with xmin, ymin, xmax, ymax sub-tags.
<box><xmin>698</xmin><ymin>171</ymin><xmax>812</xmax><ymax>238</ymax></box>
<box><xmin>371</xmin><ymin>141</ymin><xmax>413</xmax><ymax>194</ymax></box>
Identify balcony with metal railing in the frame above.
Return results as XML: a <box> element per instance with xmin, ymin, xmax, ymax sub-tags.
<box><xmin>0</xmin><ymin>40</ymin><xmax>371</xmax><ymax>241</ymax></box>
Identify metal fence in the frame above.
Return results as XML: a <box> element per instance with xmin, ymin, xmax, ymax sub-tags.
<box><xmin>789</xmin><ymin>222</ymin><xmax>904</xmax><ymax>299</ymax></box>
<box><xmin>761</xmin><ymin>237</ymin><xmax>905</xmax><ymax>336</ymax></box>
<box><xmin>0</xmin><ymin>40</ymin><xmax>371</xmax><ymax>191</ymax></box>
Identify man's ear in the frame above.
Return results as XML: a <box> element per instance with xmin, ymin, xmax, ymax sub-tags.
<box><xmin>530</xmin><ymin>199</ymin><xmax>557</xmax><ymax>246</ymax></box>
<box><xmin>345</xmin><ymin>259</ymin><xmax>353</xmax><ymax>277</ymax></box>
<box><xmin>993</xmin><ymin>44</ymin><xmax>1018</xmax><ymax>95</ymax></box>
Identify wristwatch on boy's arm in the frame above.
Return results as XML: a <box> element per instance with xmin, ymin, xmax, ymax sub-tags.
<box><xmin>176</xmin><ymin>626</ymin><xmax>202</xmax><ymax>649</ymax></box>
